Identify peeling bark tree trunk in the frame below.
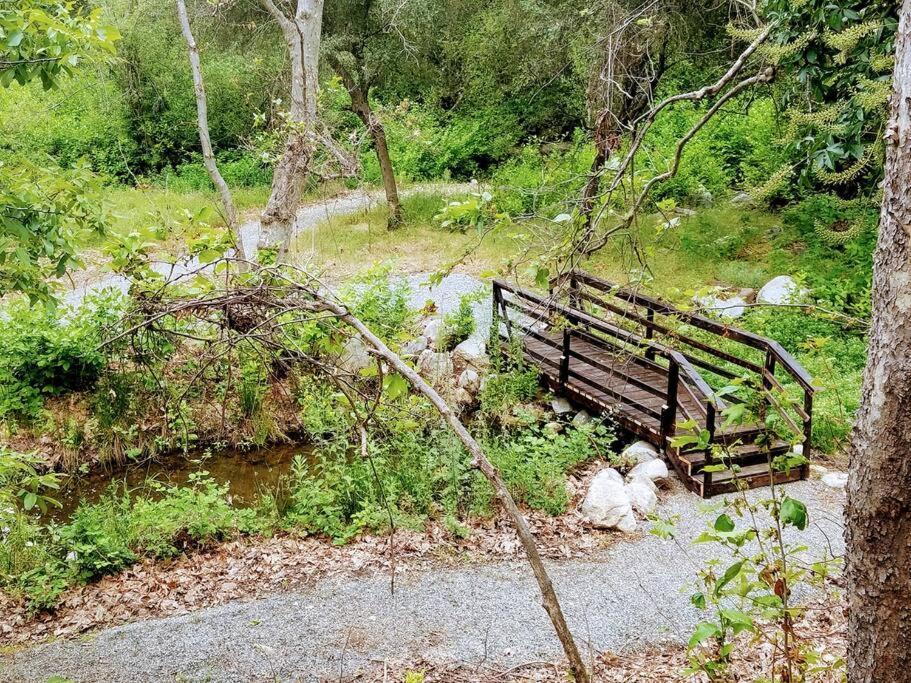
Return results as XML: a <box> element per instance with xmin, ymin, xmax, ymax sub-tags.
<box><xmin>330</xmin><ymin>55</ymin><xmax>402</xmax><ymax>229</ymax></box>
<box><xmin>846</xmin><ymin>2</ymin><xmax>911</xmax><ymax>681</ymax></box>
<box><xmin>322</xmin><ymin>301</ymin><xmax>590</xmax><ymax>682</ymax></box>
<box><xmin>175</xmin><ymin>0</ymin><xmax>245</xmax><ymax>260</ymax></box>
<box><xmin>259</xmin><ymin>0</ymin><xmax>324</xmax><ymax>261</ymax></box>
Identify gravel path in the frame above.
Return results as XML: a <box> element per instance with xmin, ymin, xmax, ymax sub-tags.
<box><xmin>0</xmin><ymin>479</ymin><xmax>845</xmax><ymax>682</ymax></box>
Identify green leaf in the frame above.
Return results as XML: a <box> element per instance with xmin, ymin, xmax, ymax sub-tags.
<box><xmin>714</xmin><ymin>513</ymin><xmax>735</xmax><ymax>532</ymax></box>
<box><xmin>714</xmin><ymin>560</ymin><xmax>744</xmax><ymax>594</ymax></box>
<box><xmin>23</xmin><ymin>491</ymin><xmax>37</xmax><ymax>510</ymax></box>
<box><xmin>688</xmin><ymin>621</ymin><xmax>721</xmax><ymax>648</ymax></box>
<box><xmin>780</xmin><ymin>497</ymin><xmax>809</xmax><ymax>530</ymax></box>
<box><xmin>384</xmin><ymin>373</ymin><xmax>408</xmax><ymax>401</ymax></box>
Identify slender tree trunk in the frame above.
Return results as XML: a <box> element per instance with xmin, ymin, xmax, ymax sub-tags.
<box><xmin>330</xmin><ymin>55</ymin><xmax>403</xmax><ymax>229</ymax></box>
<box><xmin>175</xmin><ymin>0</ymin><xmax>246</xmax><ymax>260</ymax></box>
<box><xmin>319</xmin><ymin>299</ymin><xmax>590</xmax><ymax>683</ymax></box>
<box><xmin>258</xmin><ymin>0</ymin><xmax>324</xmax><ymax>261</ymax></box>
<box><xmin>846</xmin><ymin>3</ymin><xmax>911</xmax><ymax>681</ymax></box>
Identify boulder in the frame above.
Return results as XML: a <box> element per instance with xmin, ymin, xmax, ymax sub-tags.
<box><xmin>454</xmin><ymin>387</ymin><xmax>476</xmax><ymax>408</ymax></box>
<box><xmin>423</xmin><ymin>319</ymin><xmax>443</xmax><ymax>348</ymax></box>
<box><xmin>453</xmin><ymin>336</ymin><xmax>488</xmax><ymax>368</ymax></box>
<box><xmin>731</xmin><ymin>191</ymin><xmax>753</xmax><ymax>205</ymax></box>
<box><xmin>581</xmin><ymin>470</ymin><xmax>636</xmax><ymax>532</ymax></box>
<box><xmin>417</xmin><ymin>349</ymin><xmax>453</xmax><ymax>382</ymax></box>
<box><xmin>551</xmin><ymin>397</ymin><xmax>572</xmax><ymax>415</ymax></box>
<box><xmin>738</xmin><ymin>288</ymin><xmax>757</xmax><ymax>303</ymax></box>
<box><xmin>339</xmin><ymin>335</ymin><xmax>372</xmax><ymax>373</ymax></box>
<box><xmin>695</xmin><ymin>187</ymin><xmax>714</xmax><ymax>206</ymax></box>
<box><xmin>822</xmin><ymin>471</ymin><xmax>848</xmax><ymax>490</ymax></box>
<box><xmin>694</xmin><ymin>293</ymin><xmax>746</xmax><ymax>320</ymax></box>
<box><xmin>544</xmin><ymin>421</ymin><xmax>564</xmax><ymax>434</ymax></box>
<box><xmin>622</xmin><ymin>440</ymin><xmax>659</xmax><ymax>464</ymax></box>
<box><xmin>458</xmin><ymin>368</ymin><xmax>481</xmax><ymax>393</ymax></box>
<box><xmin>757</xmin><ymin>276</ymin><xmax>808</xmax><ymax>306</ymax></box>
<box><xmin>601</xmin><ymin>468</ymin><xmax>625</xmax><ymax>485</ymax></box>
<box><xmin>572</xmin><ymin>410</ymin><xmax>592</xmax><ymax>427</ymax></box>
<box><xmin>625</xmin><ymin>480</ymin><xmax>658</xmax><ymax>516</ymax></box>
<box><xmin>809</xmin><ymin>464</ymin><xmax>828</xmax><ymax>479</ymax></box>
<box><xmin>627</xmin><ymin>458</ymin><xmax>669</xmax><ymax>487</ymax></box>
<box><xmin>401</xmin><ymin>336</ymin><xmax>428</xmax><ymax>358</ymax></box>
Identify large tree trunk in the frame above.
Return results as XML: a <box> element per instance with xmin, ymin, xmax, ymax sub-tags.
<box><xmin>175</xmin><ymin>0</ymin><xmax>245</xmax><ymax>260</ymax></box>
<box><xmin>330</xmin><ymin>55</ymin><xmax>403</xmax><ymax>229</ymax></box>
<box><xmin>845</xmin><ymin>2</ymin><xmax>911</xmax><ymax>681</ymax></box>
<box><xmin>258</xmin><ymin>0</ymin><xmax>324</xmax><ymax>261</ymax></box>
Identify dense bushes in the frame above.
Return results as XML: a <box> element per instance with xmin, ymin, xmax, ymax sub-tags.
<box><xmin>0</xmin><ymin>294</ymin><xmax>123</xmax><ymax>420</ymax></box>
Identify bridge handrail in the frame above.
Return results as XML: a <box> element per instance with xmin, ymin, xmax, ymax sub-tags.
<box><xmin>552</xmin><ymin>270</ymin><xmax>817</xmax><ymax>394</ymax></box>
<box><xmin>493</xmin><ymin>279</ymin><xmax>721</xmax><ymax>414</ymax></box>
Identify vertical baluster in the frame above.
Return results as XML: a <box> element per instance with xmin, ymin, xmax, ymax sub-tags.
<box><xmin>661</xmin><ymin>357</ymin><xmax>680</xmax><ymax>450</ymax></box>
<box><xmin>704</xmin><ymin>402</ymin><xmax>716</xmax><ymax>495</ymax></box>
<box><xmin>645</xmin><ymin>308</ymin><xmax>655</xmax><ymax>360</ymax></box>
<box><xmin>802</xmin><ymin>391</ymin><xmax>813</xmax><ymax>477</ymax></box>
<box><xmin>559</xmin><ymin>328</ymin><xmax>571</xmax><ymax>390</ymax></box>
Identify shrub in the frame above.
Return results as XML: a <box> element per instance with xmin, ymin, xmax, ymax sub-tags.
<box><xmin>342</xmin><ymin>265</ymin><xmax>413</xmax><ymax>341</ymax></box>
<box><xmin>440</xmin><ymin>291</ymin><xmax>484</xmax><ymax>351</ymax></box>
<box><xmin>0</xmin><ymin>293</ymin><xmax>124</xmax><ymax>421</ymax></box>
<box><xmin>484</xmin><ymin>423</ymin><xmax>617</xmax><ymax>515</ymax></box>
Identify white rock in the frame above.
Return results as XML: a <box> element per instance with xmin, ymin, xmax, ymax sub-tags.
<box><xmin>625</xmin><ymin>480</ymin><xmax>658</xmax><ymax>516</ymax></box>
<box><xmin>757</xmin><ymin>275</ymin><xmax>808</xmax><ymax>306</ymax></box>
<box><xmin>622</xmin><ymin>440</ymin><xmax>659</xmax><ymax>464</ymax></box>
<box><xmin>544</xmin><ymin>421</ymin><xmax>564</xmax><ymax>433</ymax></box>
<box><xmin>453</xmin><ymin>336</ymin><xmax>487</xmax><ymax>367</ymax></box>
<box><xmin>731</xmin><ymin>191</ymin><xmax>753</xmax><ymax>205</ymax></box>
<box><xmin>551</xmin><ymin>397</ymin><xmax>572</xmax><ymax>415</ymax></box>
<box><xmin>792</xmin><ymin>444</ymin><xmax>804</xmax><ymax>455</ymax></box>
<box><xmin>627</xmin><ymin>459</ymin><xmax>669</xmax><ymax>487</ymax></box>
<box><xmin>417</xmin><ymin>349</ymin><xmax>453</xmax><ymax>381</ymax></box>
<box><xmin>458</xmin><ymin>368</ymin><xmax>480</xmax><ymax>393</ymax></box>
<box><xmin>454</xmin><ymin>387</ymin><xmax>475</xmax><ymax>407</ymax></box>
<box><xmin>581</xmin><ymin>470</ymin><xmax>636</xmax><ymax>531</ymax></box>
<box><xmin>822</xmin><ymin>471</ymin><xmax>848</xmax><ymax>490</ymax></box>
<box><xmin>401</xmin><ymin>336</ymin><xmax>428</xmax><ymax>357</ymax></box>
<box><xmin>423</xmin><ymin>319</ymin><xmax>443</xmax><ymax>348</ymax></box>
<box><xmin>572</xmin><ymin>410</ymin><xmax>592</xmax><ymax>427</ymax></box>
<box><xmin>601</xmin><ymin>468</ymin><xmax>625</xmax><ymax>485</ymax></box>
<box><xmin>809</xmin><ymin>463</ymin><xmax>828</xmax><ymax>479</ymax></box>
<box><xmin>694</xmin><ymin>293</ymin><xmax>746</xmax><ymax>319</ymax></box>
<box><xmin>339</xmin><ymin>335</ymin><xmax>372</xmax><ymax>373</ymax></box>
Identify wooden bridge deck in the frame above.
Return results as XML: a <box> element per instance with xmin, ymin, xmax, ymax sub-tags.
<box><xmin>493</xmin><ymin>271</ymin><xmax>817</xmax><ymax>497</ymax></box>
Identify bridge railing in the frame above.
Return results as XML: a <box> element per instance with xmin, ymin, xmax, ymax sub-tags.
<box><xmin>492</xmin><ymin>279</ymin><xmax>719</xmax><ymax>460</ymax></box>
<box><xmin>549</xmin><ymin>270</ymin><xmax>817</xmax><ymax>456</ymax></box>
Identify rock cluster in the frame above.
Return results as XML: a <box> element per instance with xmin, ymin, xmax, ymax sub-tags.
<box><xmin>580</xmin><ymin>440</ymin><xmax>670</xmax><ymax>533</ymax></box>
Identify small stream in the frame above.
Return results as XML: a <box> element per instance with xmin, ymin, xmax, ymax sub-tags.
<box><xmin>47</xmin><ymin>443</ymin><xmax>311</xmax><ymax>524</ymax></box>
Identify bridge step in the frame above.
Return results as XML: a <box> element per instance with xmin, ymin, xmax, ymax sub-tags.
<box><xmin>670</xmin><ymin>441</ymin><xmax>794</xmax><ymax>477</ymax></box>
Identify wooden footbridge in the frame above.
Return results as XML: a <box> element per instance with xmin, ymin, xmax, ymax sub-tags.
<box><xmin>492</xmin><ymin>271</ymin><xmax>817</xmax><ymax>497</ymax></box>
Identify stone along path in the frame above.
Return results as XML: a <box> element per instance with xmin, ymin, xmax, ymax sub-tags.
<box><xmin>0</xmin><ymin>480</ymin><xmax>845</xmax><ymax>682</ymax></box>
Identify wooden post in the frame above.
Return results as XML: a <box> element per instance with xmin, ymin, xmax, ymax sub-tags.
<box><xmin>802</xmin><ymin>390</ymin><xmax>813</xmax><ymax>478</ymax></box>
<box><xmin>760</xmin><ymin>348</ymin><xmax>776</xmax><ymax>421</ymax></box>
<box><xmin>704</xmin><ymin>402</ymin><xmax>716</xmax><ymax>494</ymax></box>
<box><xmin>645</xmin><ymin>307</ymin><xmax>655</xmax><ymax>360</ymax></box>
<box><xmin>661</xmin><ymin>358</ymin><xmax>680</xmax><ymax>448</ymax></box>
<box><xmin>569</xmin><ymin>273</ymin><xmax>580</xmax><ymax>310</ymax></box>
<box><xmin>559</xmin><ymin>328</ymin><xmax>571</xmax><ymax>390</ymax></box>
